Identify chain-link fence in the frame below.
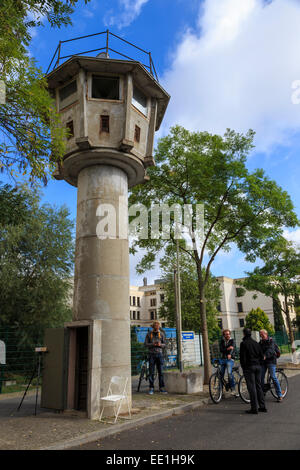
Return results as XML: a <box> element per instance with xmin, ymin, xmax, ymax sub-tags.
<box><xmin>0</xmin><ymin>327</ymin><xmax>43</xmax><ymax>394</ymax></box>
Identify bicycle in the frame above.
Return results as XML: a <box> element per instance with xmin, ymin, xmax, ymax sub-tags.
<box><xmin>209</xmin><ymin>358</ymin><xmax>242</xmax><ymax>404</ymax></box>
<box><xmin>238</xmin><ymin>367</ymin><xmax>288</xmax><ymax>404</ymax></box>
<box><xmin>136</xmin><ymin>355</ymin><xmax>158</xmax><ymax>392</ymax></box>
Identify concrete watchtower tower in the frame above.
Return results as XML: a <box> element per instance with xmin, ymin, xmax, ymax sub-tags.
<box><xmin>43</xmin><ymin>31</ymin><xmax>169</xmax><ymax>419</ymax></box>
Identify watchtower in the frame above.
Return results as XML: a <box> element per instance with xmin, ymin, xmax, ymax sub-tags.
<box><xmin>41</xmin><ymin>31</ymin><xmax>170</xmax><ymax>419</ymax></box>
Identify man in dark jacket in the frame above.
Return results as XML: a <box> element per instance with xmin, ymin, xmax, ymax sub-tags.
<box><xmin>259</xmin><ymin>329</ymin><xmax>282</xmax><ymax>402</ymax></box>
<box><xmin>219</xmin><ymin>329</ymin><xmax>239</xmax><ymax>397</ymax></box>
<box><xmin>239</xmin><ymin>328</ymin><xmax>267</xmax><ymax>414</ymax></box>
<box><xmin>144</xmin><ymin>321</ymin><xmax>167</xmax><ymax>395</ymax></box>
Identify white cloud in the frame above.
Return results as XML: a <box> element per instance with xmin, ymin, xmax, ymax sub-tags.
<box><xmin>104</xmin><ymin>0</ymin><xmax>149</xmax><ymax>29</ymax></box>
<box><xmin>283</xmin><ymin>228</ymin><xmax>300</xmax><ymax>245</ymax></box>
<box><xmin>162</xmin><ymin>0</ymin><xmax>300</xmax><ymax>152</ymax></box>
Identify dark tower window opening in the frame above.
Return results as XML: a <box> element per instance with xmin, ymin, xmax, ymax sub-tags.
<box><xmin>92</xmin><ymin>76</ymin><xmax>119</xmax><ymax>100</ymax></box>
<box><xmin>100</xmin><ymin>115</ymin><xmax>110</xmax><ymax>133</ymax></box>
<box><xmin>134</xmin><ymin>125</ymin><xmax>141</xmax><ymax>143</ymax></box>
<box><xmin>66</xmin><ymin>120</ymin><xmax>74</xmax><ymax>139</ymax></box>
<box><xmin>59</xmin><ymin>80</ymin><xmax>77</xmax><ymax>102</ymax></box>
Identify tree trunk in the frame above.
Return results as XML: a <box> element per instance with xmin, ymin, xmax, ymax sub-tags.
<box><xmin>196</xmin><ymin>273</ymin><xmax>211</xmax><ymax>384</ymax></box>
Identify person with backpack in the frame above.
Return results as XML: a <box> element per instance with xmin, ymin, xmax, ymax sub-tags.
<box><xmin>259</xmin><ymin>329</ymin><xmax>283</xmax><ymax>402</ymax></box>
<box><xmin>144</xmin><ymin>321</ymin><xmax>167</xmax><ymax>395</ymax></box>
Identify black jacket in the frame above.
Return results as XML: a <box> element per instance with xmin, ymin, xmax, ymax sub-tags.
<box><xmin>219</xmin><ymin>337</ymin><xmax>236</xmax><ymax>360</ymax></box>
<box><xmin>239</xmin><ymin>336</ymin><xmax>264</xmax><ymax>370</ymax></box>
<box><xmin>259</xmin><ymin>338</ymin><xmax>276</xmax><ymax>365</ymax></box>
<box><xmin>144</xmin><ymin>330</ymin><xmax>166</xmax><ymax>355</ymax></box>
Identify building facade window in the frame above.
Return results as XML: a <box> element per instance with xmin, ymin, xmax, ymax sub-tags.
<box><xmin>239</xmin><ymin>318</ymin><xmax>245</xmax><ymax>327</ymax></box>
<box><xmin>137</xmin><ymin>311</ymin><xmax>140</xmax><ymax>320</ymax></box>
<box><xmin>133</xmin><ymin>311</ymin><xmax>136</xmax><ymax>320</ymax></box>
<box><xmin>217</xmin><ymin>302</ymin><xmax>221</xmax><ymax>312</ymax></box>
<box><xmin>150</xmin><ymin>298</ymin><xmax>156</xmax><ymax>307</ymax></box>
<box><xmin>218</xmin><ymin>318</ymin><xmax>223</xmax><ymax>330</ymax></box>
<box><xmin>150</xmin><ymin>311</ymin><xmax>154</xmax><ymax>320</ymax></box>
<box><xmin>237</xmin><ymin>302</ymin><xmax>243</xmax><ymax>313</ymax></box>
<box><xmin>137</xmin><ymin>297</ymin><xmax>140</xmax><ymax>307</ymax></box>
<box><xmin>132</xmin><ymin>296</ymin><xmax>136</xmax><ymax>306</ymax></box>
<box><xmin>160</xmin><ymin>294</ymin><xmax>165</xmax><ymax>302</ymax></box>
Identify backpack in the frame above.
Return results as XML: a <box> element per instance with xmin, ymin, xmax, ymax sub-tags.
<box><xmin>271</xmin><ymin>339</ymin><xmax>281</xmax><ymax>358</ymax></box>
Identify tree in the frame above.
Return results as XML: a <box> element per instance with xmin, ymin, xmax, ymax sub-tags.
<box><xmin>245</xmin><ymin>308</ymin><xmax>275</xmax><ymax>336</ymax></box>
<box><xmin>0</xmin><ymin>0</ymin><xmax>90</xmax><ymax>184</ymax></box>
<box><xmin>158</xmin><ymin>249</ymin><xmax>222</xmax><ymax>342</ymax></box>
<box><xmin>0</xmin><ymin>183</ymin><xmax>74</xmax><ymax>349</ymax></box>
<box><xmin>243</xmin><ymin>237</ymin><xmax>300</xmax><ymax>350</ymax></box>
<box><xmin>129</xmin><ymin>126</ymin><xmax>298</xmax><ymax>383</ymax></box>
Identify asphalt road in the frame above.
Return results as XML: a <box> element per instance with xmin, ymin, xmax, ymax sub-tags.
<box><xmin>72</xmin><ymin>374</ymin><xmax>300</xmax><ymax>450</ymax></box>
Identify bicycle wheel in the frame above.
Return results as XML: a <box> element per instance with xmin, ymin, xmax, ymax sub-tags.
<box><xmin>238</xmin><ymin>375</ymin><xmax>250</xmax><ymax>404</ymax></box>
<box><xmin>137</xmin><ymin>363</ymin><xmax>146</xmax><ymax>392</ymax></box>
<box><xmin>269</xmin><ymin>370</ymin><xmax>288</xmax><ymax>399</ymax></box>
<box><xmin>209</xmin><ymin>372</ymin><xmax>223</xmax><ymax>404</ymax></box>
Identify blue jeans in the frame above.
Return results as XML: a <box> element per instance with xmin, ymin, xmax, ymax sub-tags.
<box><xmin>261</xmin><ymin>363</ymin><xmax>282</xmax><ymax>398</ymax></box>
<box><xmin>220</xmin><ymin>359</ymin><xmax>236</xmax><ymax>390</ymax></box>
<box><xmin>149</xmin><ymin>354</ymin><xmax>165</xmax><ymax>390</ymax></box>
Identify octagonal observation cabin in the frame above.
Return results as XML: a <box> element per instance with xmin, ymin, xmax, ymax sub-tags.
<box><xmin>46</xmin><ymin>30</ymin><xmax>170</xmax><ymax>188</ymax></box>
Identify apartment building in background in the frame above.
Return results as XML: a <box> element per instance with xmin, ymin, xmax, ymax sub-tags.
<box><xmin>130</xmin><ymin>278</ymin><xmax>167</xmax><ymax>328</ymax></box>
<box><xmin>216</xmin><ymin>276</ymin><xmax>296</xmax><ymax>332</ymax></box>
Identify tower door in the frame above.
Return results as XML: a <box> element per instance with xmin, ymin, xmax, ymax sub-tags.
<box><xmin>75</xmin><ymin>327</ymin><xmax>89</xmax><ymax>411</ymax></box>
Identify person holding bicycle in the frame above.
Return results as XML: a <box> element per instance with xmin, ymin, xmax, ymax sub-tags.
<box><xmin>259</xmin><ymin>329</ymin><xmax>282</xmax><ymax>402</ymax></box>
<box><xmin>144</xmin><ymin>321</ymin><xmax>167</xmax><ymax>395</ymax></box>
<box><xmin>219</xmin><ymin>329</ymin><xmax>239</xmax><ymax>397</ymax></box>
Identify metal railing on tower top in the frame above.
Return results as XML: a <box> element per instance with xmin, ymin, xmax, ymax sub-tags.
<box><xmin>46</xmin><ymin>29</ymin><xmax>159</xmax><ymax>81</ymax></box>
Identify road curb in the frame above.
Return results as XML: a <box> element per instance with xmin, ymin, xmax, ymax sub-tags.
<box><xmin>40</xmin><ymin>398</ymin><xmax>210</xmax><ymax>450</ymax></box>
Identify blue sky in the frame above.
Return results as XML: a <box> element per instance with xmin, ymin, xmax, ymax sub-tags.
<box><xmin>8</xmin><ymin>0</ymin><xmax>300</xmax><ymax>284</ymax></box>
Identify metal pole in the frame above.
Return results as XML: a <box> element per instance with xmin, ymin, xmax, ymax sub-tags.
<box><xmin>106</xmin><ymin>30</ymin><xmax>109</xmax><ymax>58</ymax></box>
<box><xmin>34</xmin><ymin>353</ymin><xmax>42</xmax><ymax>416</ymax></box>
<box><xmin>174</xmin><ymin>267</ymin><xmax>179</xmax><ymax>370</ymax></box>
<box><xmin>176</xmin><ymin>240</ymin><xmax>183</xmax><ymax>372</ymax></box>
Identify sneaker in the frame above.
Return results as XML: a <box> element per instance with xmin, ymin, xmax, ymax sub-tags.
<box><xmin>258</xmin><ymin>407</ymin><xmax>268</xmax><ymax>412</ymax></box>
<box><xmin>245</xmin><ymin>410</ymin><xmax>258</xmax><ymax>415</ymax></box>
<box><xmin>277</xmin><ymin>396</ymin><xmax>283</xmax><ymax>402</ymax></box>
<box><xmin>160</xmin><ymin>389</ymin><xmax>168</xmax><ymax>394</ymax></box>
<box><xmin>231</xmin><ymin>391</ymin><xmax>239</xmax><ymax>398</ymax></box>
<box><xmin>149</xmin><ymin>389</ymin><xmax>154</xmax><ymax>395</ymax></box>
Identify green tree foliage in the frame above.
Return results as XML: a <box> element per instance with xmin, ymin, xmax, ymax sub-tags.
<box><xmin>0</xmin><ymin>0</ymin><xmax>90</xmax><ymax>184</ymax></box>
<box><xmin>242</xmin><ymin>237</ymin><xmax>300</xmax><ymax>349</ymax></box>
<box><xmin>129</xmin><ymin>125</ymin><xmax>298</xmax><ymax>383</ymax></box>
<box><xmin>245</xmin><ymin>307</ymin><xmax>275</xmax><ymax>336</ymax></box>
<box><xmin>158</xmin><ymin>250</ymin><xmax>222</xmax><ymax>342</ymax></box>
<box><xmin>0</xmin><ymin>183</ymin><xmax>74</xmax><ymax>348</ymax></box>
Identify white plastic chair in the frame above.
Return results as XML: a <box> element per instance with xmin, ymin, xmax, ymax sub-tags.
<box><xmin>99</xmin><ymin>376</ymin><xmax>131</xmax><ymax>424</ymax></box>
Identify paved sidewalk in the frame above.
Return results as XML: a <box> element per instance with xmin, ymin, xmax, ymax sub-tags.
<box><xmin>0</xmin><ymin>383</ymin><xmax>211</xmax><ymax>450</ymax></box>
<box><xmin>0</xmin><ymin>361</ymin><xmax>298</xmax><ymax>450</ymax></box>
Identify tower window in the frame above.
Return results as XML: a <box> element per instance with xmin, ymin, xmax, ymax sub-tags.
<box><xmin>134</xmin><ymin>125</ymin><xmax>141</xmax><ymax>143</ymax></box>
<box><xmin>92</xmin><ymin>76</ymin><xmax>119</xmax><ymax>100</ymax></box>
<box><xmin>100</xmin><ymin>115</ymin><xmax>110</xmax><ymax>133</ymax></box>
<box><xmin>59</xmin><ymin>80</ymin><xmax>77</xmax><ymax>102</ymax></box>
<box><xmin>237</xmin><ymin>302</ymin><xmax>243</xmax><ymax>313</ymax></box>
<box><xmin>132</xmin><ymin>85</ymin><xmax>148</xmax><ymax>115</ymax></box>
<box><xmin>66</xmin><ymin>120</ymin><xmax>74</xmax><ymax>139</ymax></box>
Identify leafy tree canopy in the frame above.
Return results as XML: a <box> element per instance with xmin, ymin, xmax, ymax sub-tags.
<box><xmin>245</xmin><ymin>307</ymin><xmax>275</xmax><ymax>336</ymax></box>
<box><xmin>0</xmin><ymin>182</ymin><xmax>75</xmax><ymax>347</ymax></box>
<box><xmin>129</xmin><ymin>125</ymin><xmax>298</xmax><ymax>382</ymax></box>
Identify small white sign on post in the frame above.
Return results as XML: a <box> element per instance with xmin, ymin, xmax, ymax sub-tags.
<box><xmin>0</xmin><ymin>340</ymin><xmax>6</xmax><ymax>365</ymax></box>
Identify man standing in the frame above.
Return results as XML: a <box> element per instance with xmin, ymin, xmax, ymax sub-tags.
<box><xmin>259</xmin><ymin>329</ymin><xmax>282</xmax><ymax>402</ymax></box>
<box><xmin>239</xmin><ymin>328</ymin><xmax>267</xmax><ymax>414</ymax></box>
<box><xmin>219</xmin><ymin>329</ymin><xmax>239</xmax><ymax>397</ymax></box>
<box><xmin>144</xmin><ymin>321</ymin><xmax>167</xmax><ymax>395</ymax></box>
